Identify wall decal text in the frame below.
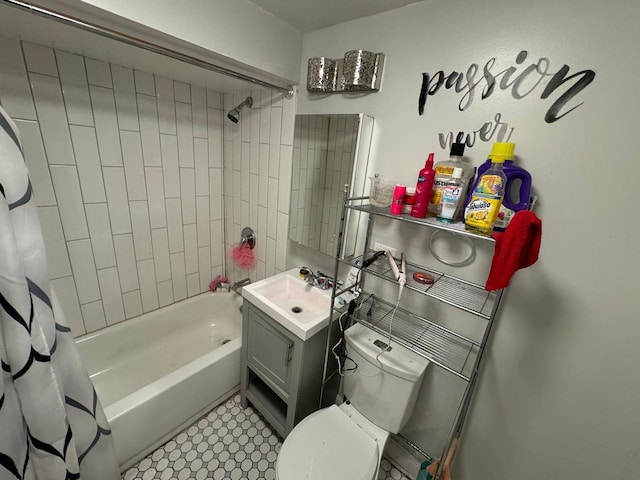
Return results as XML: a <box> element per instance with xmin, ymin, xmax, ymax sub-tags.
<box><xmin>438</xmin><ymin>113</ymin><xmax>514</xmax><ymax>150</ymax></box>
<box><xmin>418</xmin><ymin>50</ymin><xmax>596</xmax><ymax>124</ymax></box>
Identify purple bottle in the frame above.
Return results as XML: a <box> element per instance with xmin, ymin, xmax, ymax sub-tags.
<box><xmin>467</xmin><ymin>153</ymin><xmax>532</xmax><ymax>231</ymax></box>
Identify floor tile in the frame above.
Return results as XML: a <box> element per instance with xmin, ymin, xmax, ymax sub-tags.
<box><xmin>125</xmin><ymin>393</ymin><xmax>411</xmax><ymax>480</ymax></box>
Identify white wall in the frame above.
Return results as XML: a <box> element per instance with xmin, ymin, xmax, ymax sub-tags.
<box><xmin>298</xmin><ymin>0</ymin><xmax>640</xmax><ymax>478</ymax></box>
<box><xmin>52</xmin><ymin>0</ymin><xmax>302</xmax><ymax>83</ymax></box>
<box><xmin>0</xmin><ymin>36</ymin><xmax>294</xmax><ymax>337</ymax></box>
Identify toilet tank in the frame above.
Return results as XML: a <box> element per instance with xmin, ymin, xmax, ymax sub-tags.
<box><xmin>343</xmin><ymin>323</ymin><xmax>429</xmax><ymax>433</ymax></box>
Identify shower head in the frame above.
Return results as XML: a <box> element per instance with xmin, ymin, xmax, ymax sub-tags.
<box><xmin>227</xmin><ymin>96</ymin><xmax>253</xmax><ymax>123</ymax></box>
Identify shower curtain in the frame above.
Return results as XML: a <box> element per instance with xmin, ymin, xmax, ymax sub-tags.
<box><xmin>0</xmin><ymin>106</ymin><xmax>119</xmax><ymax>479</ymax></box>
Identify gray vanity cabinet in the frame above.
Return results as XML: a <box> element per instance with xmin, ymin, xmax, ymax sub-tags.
<box><xmin>240</xmin><ymin>301</ymin><xmax>327</xmax><ymax>438</ymax></box>
<box><xmin>245</xmin><ymin>307</ymin><xmax>293</xmax><ymax>392</ymax></box>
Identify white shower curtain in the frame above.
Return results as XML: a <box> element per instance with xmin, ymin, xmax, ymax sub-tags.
<box><xmin>0</xmin><ymin>106</ymin><xmax>120</xmax><ymax>479</ymax></box>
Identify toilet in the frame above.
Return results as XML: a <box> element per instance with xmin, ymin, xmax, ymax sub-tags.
<box><xmin>276</xmin><ymin>323</ymin><xmax>429</xmax><ymax>480</ymax></box>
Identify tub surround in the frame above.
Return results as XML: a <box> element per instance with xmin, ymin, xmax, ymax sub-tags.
<box><xmin>0</xmin><ymin>36</ymin><xmax>295</xmax><ymax>339</ymax></box>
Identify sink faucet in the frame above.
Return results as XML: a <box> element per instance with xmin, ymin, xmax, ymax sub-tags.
<box><xmin>231</xmin><ymin>278</ymin><xmax>251</xmax><ymax>294</ymax></box>
<box><xmin>301</xmin><ymin>268</ymin><xmax>334</xmax><ymax>290</ymax></box>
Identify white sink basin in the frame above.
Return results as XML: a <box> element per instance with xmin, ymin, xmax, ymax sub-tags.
<box><xmin>242</xmin><ymin>268</ymin><xmax>332</xmax><ymax>340</ymax></box>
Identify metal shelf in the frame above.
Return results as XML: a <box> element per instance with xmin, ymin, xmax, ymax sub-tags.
<box><xmin>343</xmin><ymin>251</ymin><xmax>499</xmax><ymax>318</ymax></box>
<box><xmin>348</xmin><ymin>203</ymin><xmax>495</xmax><ymax>243</ymax></box>
<box><xmin>339</xmin><ymin>294</ymin><xmax>478</xmax><ymax>381</ymax></box>
<box><xmin>323</xmin><ymin>191</ymin><xmax>509</xmax><ymax>480</ymax></box>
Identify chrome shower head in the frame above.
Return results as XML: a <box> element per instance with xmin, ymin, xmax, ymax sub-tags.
<box><xmin>227</xmin><ymin>96</ymin><xmax>253</xmax><ymax>123</ymax></box>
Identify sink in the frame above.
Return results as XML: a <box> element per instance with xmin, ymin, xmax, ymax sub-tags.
<box><xmin>242</xmin><ymin>268</ymin><xmax>332</xmax><ymax>340</ymax></box>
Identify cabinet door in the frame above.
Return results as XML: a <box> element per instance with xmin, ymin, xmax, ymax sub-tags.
<box><xmin>247</xmin><ymin>307</ymin><xmax>294</xmax><ymax>393</ymax></box>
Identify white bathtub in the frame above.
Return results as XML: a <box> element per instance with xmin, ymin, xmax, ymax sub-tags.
<box><xmin>76</xmin><ymin>291</ymin><xmax>243</xmax><ymax>470</ymax></box>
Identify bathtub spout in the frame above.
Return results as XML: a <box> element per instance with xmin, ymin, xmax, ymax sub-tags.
<box><xmin>231</xmin><ymin>278</ymin><xmax>251</xmax><ymax>294</ymax></box>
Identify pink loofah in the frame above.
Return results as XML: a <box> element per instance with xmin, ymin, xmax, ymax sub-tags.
<box><xmin>230</xmin><ymin>242</ymin><xmax>256</xmax><ymax>269</ymax></box>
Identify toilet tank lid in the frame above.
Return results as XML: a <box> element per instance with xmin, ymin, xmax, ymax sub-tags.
<box><xmin>345</xmin><ymin>323</ymin><xmax>429</xmax><ymax>382</ymax></box>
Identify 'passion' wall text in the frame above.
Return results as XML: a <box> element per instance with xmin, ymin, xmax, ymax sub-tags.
<box><xmin>418</xmin><ymin>50</ymin><xmax>596</xmax><ymax>124</ymax></box>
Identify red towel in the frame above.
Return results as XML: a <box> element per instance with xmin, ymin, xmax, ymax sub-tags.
<box><xmin>485</xmin><ymin>211</ymin><xmax>542</xmax><ymax>290</ymax></box>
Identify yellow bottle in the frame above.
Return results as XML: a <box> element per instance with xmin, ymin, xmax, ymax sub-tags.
<box><xmin>464</xmin><ymin>143</ymin><xmax>514</xmax><ymax>234</ymax></box>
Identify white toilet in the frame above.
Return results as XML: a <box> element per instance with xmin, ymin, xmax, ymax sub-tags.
<box><xmin>276</xmin><ymin>323</ymin><xmax>429</xmax><ymax>480</ymax></box>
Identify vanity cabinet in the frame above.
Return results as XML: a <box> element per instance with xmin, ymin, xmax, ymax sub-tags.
<box><xmin>240</xmin><ymin>301</ymin><xmax>328</xmax><ymax>438</ymax></box>
<box><xmin>245</xmin><ymin>307</ymin><xmax>294</xmax><ymax>393</ymax></box>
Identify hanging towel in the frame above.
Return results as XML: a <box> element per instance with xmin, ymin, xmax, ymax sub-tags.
<box><xmin>0</xmin><ymin>106</ymin><xmax>119</xmax><ymax>479</ymax></box>
<box><xmin>485</xmin><ymin>210</ymin><xmax>542</xmax><ymax>290</ymax></box>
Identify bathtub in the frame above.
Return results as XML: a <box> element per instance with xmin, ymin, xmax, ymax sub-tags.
<box><xmin>75</xmin><ymin>291</ymin><xmax>243</xmax><ymax>470</ymax></box>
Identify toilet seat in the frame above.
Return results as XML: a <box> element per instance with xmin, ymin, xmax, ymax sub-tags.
<box><xmin>276</xmin><ymin>404</ymin><xmax>382</xmax><ymax>480</ymax></box>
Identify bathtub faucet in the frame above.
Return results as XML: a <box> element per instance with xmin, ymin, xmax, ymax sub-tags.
<box><xmin>231</xmin><ymin>278</ymin><xmax>251</xmax><ymax>294</ymax></box>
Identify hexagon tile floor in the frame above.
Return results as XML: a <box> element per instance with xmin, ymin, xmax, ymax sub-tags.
<box><xmin>124</xmin><ymin>393</ymin><xmax>411</xmax><ymax>480</ymax></box>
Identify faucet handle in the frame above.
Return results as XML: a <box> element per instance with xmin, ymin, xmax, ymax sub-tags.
<box><xmin>316</xmin><ymin>272</ymin><xmax>335</xmax><ymax>290</ymax></box>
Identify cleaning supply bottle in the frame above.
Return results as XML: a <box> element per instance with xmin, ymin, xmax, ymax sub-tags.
<box><xmin>494</xmin><ymin>159</ymin><xmax>531</xmax><ymax>230</ymax></box>
<box><xmin>410</xmin><ymin>153</ymin><xmax>436</xmax><ymax>218</ymax></box>
<box><xmin>429</xmin><ymin>136</ymin><xmax>475</xmax><ymax>217</ymax></box>
<box><xmin>464</xmin><ymin>143</ymin><xmax>510</xmax><ymax>234</ymax></box>
<box><xmin>467</xmin><ymin>143</ymin><xmax>530</xmax><ymax>231</ymax></box>
<box><xmin>437</xmin><ymin>167</ymin><xmax>465</xmax><ymax>223</ymax></box>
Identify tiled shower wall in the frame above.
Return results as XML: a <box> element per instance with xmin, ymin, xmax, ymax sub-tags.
<box><xmin>0</xmin><ymin>37</ymin><xmax>294</xmax><ymax>337</ymax></box>
<box><xmin>222</xmin><ymin>91</ymin><xmax>294</xmax><ymax>283</ymax></box>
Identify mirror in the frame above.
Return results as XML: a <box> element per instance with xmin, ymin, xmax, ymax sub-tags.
<box><xmin>289</xmin><ymin>114</ymin><xmax>374</xmax><ymax>257</ymax></box>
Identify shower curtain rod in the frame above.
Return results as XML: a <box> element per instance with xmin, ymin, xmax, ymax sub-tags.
<box><xmin>2</xmin><ymin>0</ymin><xmax>295</xmax><ymax>97</ymax></box>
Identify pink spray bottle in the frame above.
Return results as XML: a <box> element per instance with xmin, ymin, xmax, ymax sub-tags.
<box><xmin>410</xmin><ymin>153</ymin><xmax>436</xmax><ymax>219</ymax></box>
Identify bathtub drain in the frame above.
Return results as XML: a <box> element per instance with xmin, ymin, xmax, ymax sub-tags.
<box><xmin>222</xmin><ymin>339</ymin><xmax>231</xmax><ymax>345</ymax></box>
<box><xmin>291</xmin><ymin>306</ymin><xmax>303</xmax><ymax>313</ymax></box>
